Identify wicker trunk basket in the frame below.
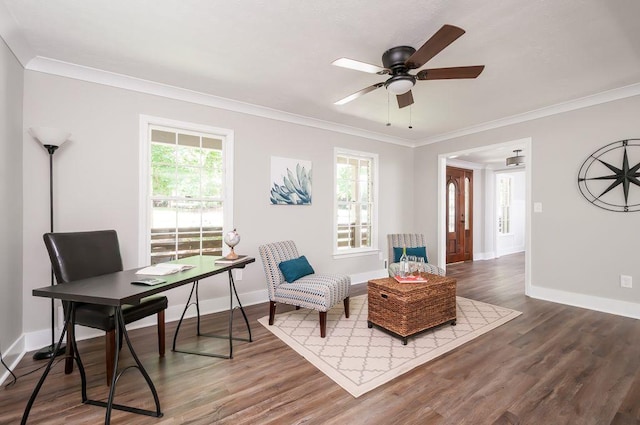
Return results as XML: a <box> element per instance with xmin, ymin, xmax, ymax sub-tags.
<box><xmin>367</xmin><ymin>275</ymin><xmax>457</xmax><ymax>343</ymax></box>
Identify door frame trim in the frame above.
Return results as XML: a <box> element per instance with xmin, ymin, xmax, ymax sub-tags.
<box><xmin>437</xmin><ymin>137</ymin><xmax>532</xmax><ymax>296</ymax></box>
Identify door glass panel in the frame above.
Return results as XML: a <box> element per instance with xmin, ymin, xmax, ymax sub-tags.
<box><xmin>448</xmin><ymin>182</ymin><xmax>456</xmax><ymax>233</ymax></box>
<box><xmin>464</xmin><ymin>177</ymin><xmax>470</xmax><ymax>230</ymax></box>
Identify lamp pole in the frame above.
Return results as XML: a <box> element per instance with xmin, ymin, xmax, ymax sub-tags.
<box><xmin>30</xmin><ymin>128</ymin><xmax>70</xmax><ymax>360</ymax></box>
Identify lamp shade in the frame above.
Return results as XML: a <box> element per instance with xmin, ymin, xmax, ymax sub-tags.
<box><xmin>506</xmin><ymin>149</ymin><xmax>524</xmax><ymax>167</ymax></box>
<box><xmin>29</xmin><ymin>127</ymin><xmax>71</xmax><ymax>147</ymax></box>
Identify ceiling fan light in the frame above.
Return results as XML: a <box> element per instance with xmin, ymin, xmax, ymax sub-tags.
<box><xmin>385</xmin><ymin>76</ymin><xmax>415</xmax><ymax>95</ymax></box>
<box><xmin>506</xmin><ymin>149</ymin><xmax>524</xmax><ymax>167</ymax></box>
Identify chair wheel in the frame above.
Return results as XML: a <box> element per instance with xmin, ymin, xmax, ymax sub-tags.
<box><xmin>451</xmin><ymin>320</ymin><xmax>456</xmax><ymax>326</ymax></box>
<box><xmin>367</xmin><ymin>321</ymin><xmax>373</xmax><ymax>328</ymax></box>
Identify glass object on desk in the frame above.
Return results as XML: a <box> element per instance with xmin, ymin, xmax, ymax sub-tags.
<box><xmin>416</xmin><ymin>257</ymin><xmax>426</xmax><ymax>276</ymax></box>
<box><xmin>408</xmin><ymin>256</ymin><xmax>418</xmax><ymax>276</ymax></box>
<box><xmin>398</xmin><ymin>247</ymin><xmax>409</xmax><ymax>277</ymax></box>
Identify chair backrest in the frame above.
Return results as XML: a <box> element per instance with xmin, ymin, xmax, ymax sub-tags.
<box><xmin>43</xmin><ymin>230</ymin><xmax>124</xmax><ymax>284</ymax></box>
<box><xmin>258</xmin><ymin>240</ymin><xmax>299</xmax><ymax>300</ymax></box>
<box><xmin>387</xmin><ymin>233</ymin><xmax>427</xmax><ymax>263</ymax></box>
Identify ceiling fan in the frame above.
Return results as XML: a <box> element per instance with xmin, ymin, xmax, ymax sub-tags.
<box><xmin>333</xmin><ymin>24</ymin><xmax>485</xmax><ymax>109</ymax></box>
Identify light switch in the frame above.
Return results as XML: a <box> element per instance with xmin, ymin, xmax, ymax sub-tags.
<box><xmin>534</xmin><ymin>202</ymin><xmax>543</xmax><ymax>213</ymax></box>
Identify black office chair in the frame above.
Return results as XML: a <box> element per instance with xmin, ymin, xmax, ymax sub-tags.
<box><xmin>43</xmin><ymin>230</ymin><xmax>168</xmax><ymax>386</ymax></box>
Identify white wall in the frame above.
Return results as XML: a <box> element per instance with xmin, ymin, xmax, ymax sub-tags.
<box><xmin>415</xmin><ymin>95</ymin><xmax>640</xmax><ymax>317</ymax></box>
<box><xmin>21</xmin><ymin>71</ymin><xmax>414</xmax><ymax>337</ymax></box>
<box><xmin>0</xmin><ymin>37</ymin><xmax>23</xmax><ymax>369</ymax></box>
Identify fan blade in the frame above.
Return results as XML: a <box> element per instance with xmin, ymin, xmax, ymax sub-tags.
<box><xmin>334</xmin><ymin>83</ymin><xmax>384</xmax><ymax>105</ymax></box>
<box><xmin>332</xmin><ymin>58</ymin><xmax>388</xmax><ymax>75</ymax></box>
<box><xmin>416</xmin><ymin>65</ymin><xmax>485</xmax><ymax>80</ymax></box>
<box><xmin>397</xmin><ymin>91</ymin><xmax>414</xmax><ymax>108</ymax></box>
<box><xmin>405</xmin><ymin>24</ymin><xmax>466</xmax><ymax>69</ymax></box>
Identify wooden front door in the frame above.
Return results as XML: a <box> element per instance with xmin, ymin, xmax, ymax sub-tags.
<box><xmin>446</xmin><ymin>166</ymin><xmax>473</xmax><ymax>263</ymax></box>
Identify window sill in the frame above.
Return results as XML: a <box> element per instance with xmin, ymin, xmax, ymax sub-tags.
<box><xmin>333</xmin><ymin>249</ymin><xmax>379</xmax><ymax>259</ymax></box>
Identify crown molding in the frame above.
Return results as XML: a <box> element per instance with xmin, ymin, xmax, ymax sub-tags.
<box><xmin>416</xmin><ymin>82</ymin><xmax>640</xmax><ymax>146</ymax></box>
<box><xmin>24</xmin><ymin>56</ymin><xmax>414</xmax><ymax>147</ymax></box>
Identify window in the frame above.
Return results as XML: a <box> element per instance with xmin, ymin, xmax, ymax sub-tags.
<box><xmin>464</xmin><ymin>177</ymin><xmax>470</xmax><ymax>231</ymax></box>
<box><xmin>448</xmin><ymin>181</ymin><xmax>456</xmax><ymax>233</ymax></box>
<box><xmin>497</xmin><ymin>176</ymin><xmax>512</xmax><ymax>234</ymax></box>
<box><xmin>139</xmin><ymin>116</ymin><xmax>233</xmax><ymax>265</ymax></box>
<box><xmin>334</xmin><ymin>149</ymin><xmax>378</xmax><ymax>255</ymax></box>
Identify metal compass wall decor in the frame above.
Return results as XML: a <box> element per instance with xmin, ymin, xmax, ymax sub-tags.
<box><xmin>578</xmin><ymin>139</ymin><xmax>640</xmax><ymax>212</ymax></box>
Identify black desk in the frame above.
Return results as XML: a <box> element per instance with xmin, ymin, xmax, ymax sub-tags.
<box><xmin>22</xmin><ymin>255</ymin><xmax>254</xmax><ymax>424</ymax></box>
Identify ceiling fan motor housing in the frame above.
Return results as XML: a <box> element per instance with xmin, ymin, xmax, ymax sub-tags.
<box><xmin>383</xmin><ymin>46</ymin><xmax>417</xmax><ymax>94</ymax></box>
<box><xmin>382</xmin><ymin>46</ymin><xmax>416</xmax><ymax>70</ymax></box>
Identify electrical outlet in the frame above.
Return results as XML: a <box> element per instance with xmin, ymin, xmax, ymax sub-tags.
<box><xmin>620</xmin><ymin>275</ymin><xmax>632</xmax><ymax>288</ymax></box>
<box><xmin>384</xmin><ymin>259</ymin><xmax>388</xmax><ymax>269</ymax></box>
<box><xmin>235</xmin><ymin>269</ymin><xmax>243</xmax><ymax>281</ymax></box>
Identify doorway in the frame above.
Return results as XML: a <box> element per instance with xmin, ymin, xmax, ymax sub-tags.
<box><xmin>437</xmin><ymin>137</ymin><xmax>531</xmax><ymax>296</ymax></box>
<box><xmin>446</xmin><ymin>166</ymin><xmax>473</xmax><ymax>263</ymax></box>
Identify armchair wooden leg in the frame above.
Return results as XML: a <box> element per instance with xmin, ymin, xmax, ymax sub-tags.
<box><xmin>344</xmin><ymin>297</ymin><xmax>350</xmax><ymax>318</ymax></box>
<box><xmin>269</xmin><ymin>301</ymin><xmax>277</xmax><ymax>325</ymax></box>
<box><xmin>319</xmin><ymin>311</ymin><xmax>327</xmax><ymax>338</ymax></box>
<box><xmin>106</xmin><ymin>329</ymin><xmax>115</xmax><ymax>386</ymax></box>
<box><xmin>157</xmin><ymin>310</ymin><xmax>166</xmax><ymax>357</ymax></box>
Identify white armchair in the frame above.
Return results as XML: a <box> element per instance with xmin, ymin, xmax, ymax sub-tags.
<box><xmin>259</xmin><ymin>240</ymin><xmax>350</xmax><ymax>338</ymax></box>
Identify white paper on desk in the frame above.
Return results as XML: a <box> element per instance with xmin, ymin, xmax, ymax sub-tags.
<box><xmin>136</xmin><ymin>263</ymin><xmax>195</xmax><ymax>275</ymax></box>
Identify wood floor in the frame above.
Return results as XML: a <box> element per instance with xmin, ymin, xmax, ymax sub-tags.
<box><xmin>2</xmin><ymin>253</ymin><xmax>639</xmax><ymax>424</ymax></box>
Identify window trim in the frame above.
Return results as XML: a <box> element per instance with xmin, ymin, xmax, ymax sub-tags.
<box><xmin>138</xmin><ymin>115</ymin><xmax>234</xmax><ymax>266</ymax></box>
<box><xmin>332</xmin><ymin>147</ymin><xmax>379</xmax><ymax>258</ymax></box>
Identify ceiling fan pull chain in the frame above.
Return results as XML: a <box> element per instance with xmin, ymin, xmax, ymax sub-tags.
<box><xmin>386</xmin><ymin>92</ymin><xmax>391</xmax><ymax>126</ymax></box>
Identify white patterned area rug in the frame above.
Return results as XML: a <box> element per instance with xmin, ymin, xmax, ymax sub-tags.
<box><xmin>258</xmin><ymin>295</ymin><xmax>521</xmax><ymax>397</ymax></box>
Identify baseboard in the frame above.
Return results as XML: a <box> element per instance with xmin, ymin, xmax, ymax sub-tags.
<box><xmin>473</xmin><ymin>251</ymin><xmax>496</xmax><ymax>261</ymax></box>
<box><xmin>0</xmin><ymin>335</ymin><xmax>26</xmax><ymax>386</ymax></box>
<box><xmin>497</xmin><ymin>246</ymin><xmax>525</xmax><ymax>257</ymax></box>
<box><xmin>528</xmin><ymin>285</ymin><xmax>640</xmax><ymax>320</ymax></box>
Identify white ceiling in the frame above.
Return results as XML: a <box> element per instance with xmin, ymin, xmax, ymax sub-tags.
<box><xmin>2</xmin><ymin>0</ymin><xmax>640</xmax><ymax>146</ymax></box>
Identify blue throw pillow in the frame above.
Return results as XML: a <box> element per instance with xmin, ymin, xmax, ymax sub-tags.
<box><xmin>393</xmin><ymin>246</ymin><xmax>428</xmax><ymax>263</ymax></box>
<box><xmin>278</xmin><ymin>255</ymin><xmax>315</xmax><ymax>283</ymax></box>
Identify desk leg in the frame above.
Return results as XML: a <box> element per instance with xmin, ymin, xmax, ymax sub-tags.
<box><xmin>21</xmin><ymin>304</ymin><xmax>72</xmax><ymax>424</ymax></box>
<box><xmin>172</xmin><ymin>270</ymin><xmax>252</xmax><ymax>359</ymax></box>
<box><xmin>83</xmin><ymin>307</ymin><xmax>162</xmax><ymax>422</ymax></box>
<box><xmin>171</xmin><ymin>279</ymin><xmax>199</xmax><ymax>352</ymax></box>
<box><xmin>229</xmin><ymin>270</ymin><xmax>253</xmax><ymax>353</ymax></box>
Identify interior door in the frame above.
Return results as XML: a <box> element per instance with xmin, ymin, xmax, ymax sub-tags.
<box><xmin>446</xmin><ymin>166</ymin><xmax>473</xmax><ymax>263</ymax></box>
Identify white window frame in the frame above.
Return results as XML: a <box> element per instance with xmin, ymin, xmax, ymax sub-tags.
<box><xmin>138</xmin><ymin>115</ymin><xmax>234</xmax><ymax>265</ymax></box>
<box><xmin>333</xmin><ymin>147</ymin><xmax>379</xmax><ymax>258</ymax></box>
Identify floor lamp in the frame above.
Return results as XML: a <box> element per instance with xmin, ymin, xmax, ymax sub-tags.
<box><xmin>29</xmin><ymin>126</ymin><xmax>71</xmax><ymax>360</ymax></box>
